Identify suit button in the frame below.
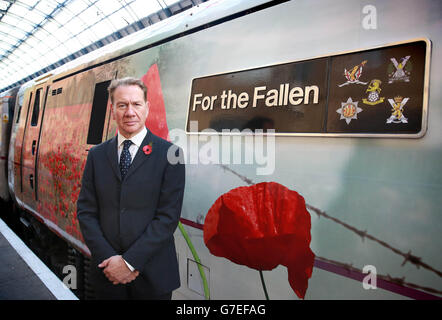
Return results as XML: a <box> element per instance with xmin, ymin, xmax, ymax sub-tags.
<box><xmin>121</xmin><ymin>208</ymin><xmax>126</xmax><ymax>213</ymax></box>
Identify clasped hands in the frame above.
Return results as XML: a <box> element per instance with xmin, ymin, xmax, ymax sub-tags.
<box><xmin>98</xmin><ymin>255</ymin><xmax>139</xmax><ymax>285</ymax></box>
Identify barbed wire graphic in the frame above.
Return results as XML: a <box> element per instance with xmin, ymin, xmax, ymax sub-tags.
<box><xmin>306</xmin><ymin>204</ymin><xmax>442</xmax><ymax>278</ymax></box>
<box><xmin>315</xmin><ymin>255</ymin><xmax>442</xmax><ymax>295</ymax></box>
<box><xmin>217</xmin><ymin>163</ymin><xmax>442</xmax><ymax>296</ymax></box>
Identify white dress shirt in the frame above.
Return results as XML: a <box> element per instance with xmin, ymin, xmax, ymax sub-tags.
<box><xmin>117</xmin><ymin>127</ymin><xmax>147</xmax><ymax>164</ymax></box>
<box><xmin>117</xmin><ymin>127</ymin><xmax>147</xmax><ymax>272</ymax></box>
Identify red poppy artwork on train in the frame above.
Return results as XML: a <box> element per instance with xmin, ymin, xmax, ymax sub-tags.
<box><xmin>38</xmin><ymin>104</ymin><xmax>90</xmax><ymax>240</ymax></box>
<box><xmin>37</xmin><ymin>63</ymin><xmax>169</xmax><ymax>242</ymax></box>
<box><xmin>203</xmin><ymin>182</ymin><xmax>315</xmax><ymax>299</ymax></box>
<box><xmin>141</xmin><ymin>63</ymin><xmax>170</xmax><ymax>141</ymax></box>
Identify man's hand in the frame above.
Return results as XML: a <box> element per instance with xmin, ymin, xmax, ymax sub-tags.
<box><xmin>98</xmin><ymin>255</ymin><xmax>139</xmax><ymax>285</ymax></box>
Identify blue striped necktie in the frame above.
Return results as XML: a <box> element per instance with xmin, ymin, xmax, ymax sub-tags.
<box><xmin>120</xmin><ymin>140</ymin><xmax>133</xmax><ymax>180</ymax></box>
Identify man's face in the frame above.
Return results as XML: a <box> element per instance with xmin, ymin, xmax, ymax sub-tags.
<box><xmin>111</xmin><ymin>85</ymin><xmax>149</xmax><ymax>138</ymax></box>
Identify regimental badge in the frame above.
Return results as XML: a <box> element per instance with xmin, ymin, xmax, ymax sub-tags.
<box><xmin>338</xmin><ymin>60</ymin><xmax>368</xmax><ymax>87</ymax></box>
<box><xmin>337</xmin><ymin>97</ymin><xmax>363</xmax><ymax>124</ymax></box>
<box><xmin>388</xmin><ymin>56</ymin><xmax>412</xmax><ymax>83</ymax></box>
<box><xmin>387</xmin><ymin>96</ymin><xmax>409</xmax><ymax>124</ymax></box>
<box><xmin>362</xmin><ymin>79</ymin><xmax>385</xmax><ymax>105</ymax></box>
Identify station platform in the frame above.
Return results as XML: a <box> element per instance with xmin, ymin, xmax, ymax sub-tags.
<box><xmin>0</xmin><ymin>218</ymin><xmax>78</xmax><ymax>300</ymax></box>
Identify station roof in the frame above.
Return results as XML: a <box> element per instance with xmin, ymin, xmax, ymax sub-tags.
<box><xmin>0</xmin><ymin>0</ymin><xmax>206</xmax><ymax>92</ymax></box>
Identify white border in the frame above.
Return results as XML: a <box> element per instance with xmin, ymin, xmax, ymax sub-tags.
<box><xmin>0</xmin><ymin>217</ymin><xmax>79</xmax><ymax>300</ymax></box>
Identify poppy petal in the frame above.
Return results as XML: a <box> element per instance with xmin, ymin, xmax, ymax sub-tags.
<box><xmin>203</xmin><ymin>182</ymin><xmax>315</xmax><ymax>299</ymax></box>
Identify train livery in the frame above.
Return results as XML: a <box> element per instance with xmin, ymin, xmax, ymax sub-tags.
<box><xmin>0</xmin><ymin>0</ymin><xmax>441</xmax><ymax>300</ymax></box>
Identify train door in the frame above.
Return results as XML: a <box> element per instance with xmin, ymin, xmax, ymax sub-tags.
<box><xmin>20</xmin><ymin>84</ymin><xmax>49</xmax><ymax>209</ymax></box>
<box><xmin>12</xmin><ymin>88</ymin><xmax>26</xmax><ymax>204</ymax></box>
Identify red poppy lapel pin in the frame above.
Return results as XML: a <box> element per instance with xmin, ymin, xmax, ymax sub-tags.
<box><xmin>142</xmin><ymin>142</ymin><xmax>152</xmax><ymax>155</ymax></box>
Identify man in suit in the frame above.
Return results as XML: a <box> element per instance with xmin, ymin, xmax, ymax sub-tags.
<box><xmin>77</xmin><ymin>77</ymin><xmax>185</xmax><ymax>300</ymax></box>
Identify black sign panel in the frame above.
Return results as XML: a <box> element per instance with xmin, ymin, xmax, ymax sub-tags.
<box><xmin>187</xmin><ymin>39</ymin><xmax>430</xmax><ymax>137</ymax></box>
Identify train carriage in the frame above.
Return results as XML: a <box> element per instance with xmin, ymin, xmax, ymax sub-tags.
<box><xmin>0</xmin><ymin>87</ymin><xmax>18</xmax><ymax>203</ymax></box>
<box><xmin>1</xmin><ymin>0</ymin><xmax>441</xmax><ymax>300</ymax></box>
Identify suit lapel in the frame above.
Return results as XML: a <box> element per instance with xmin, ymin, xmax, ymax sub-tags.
<box><xmin>106</xmin><ymin>136</ymin><xmax>122</xmax><ymax>182</ymax></box>
<box><xmin>124</xmin><ymin>128</ymin><xmax>153</xmax><ymax>181</ymax></box>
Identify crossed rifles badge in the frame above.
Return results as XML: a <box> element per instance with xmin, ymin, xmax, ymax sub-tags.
<box><xmin>338</xmin><ymin>60</ymin><xmax>368</xmax><ymax>87</ymax></box>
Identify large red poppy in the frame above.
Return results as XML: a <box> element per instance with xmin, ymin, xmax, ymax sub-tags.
<box><xmin>203</xmin><ymin>182</ymin><xmax>315</xmax><ymax>299</ymax></box>
<box><xmin>141</xmin><ymin>63</ymin><xmax>170</xmax><ymax>141</ymax></box>
<box><xmin>114</xmin><ymin>64</ymin><xmax>170</xmax><ymax>142</ymax></box>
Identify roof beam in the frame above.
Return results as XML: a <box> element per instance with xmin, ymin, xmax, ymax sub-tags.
<box><xmin>0</xmin><ymin>0</ymin><xmax>206</xmax><ymax>92</ymax></box>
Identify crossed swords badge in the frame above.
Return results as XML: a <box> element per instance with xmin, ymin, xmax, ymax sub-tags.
<box><xmin>388</xmin><ymin>56</ymin><xmax>411</xmax><ymax>83</ymax></box>
<box><xmin>387</xmin><ymin>96</ymin><xmax>409</xmax><ymax>124</ymax></box>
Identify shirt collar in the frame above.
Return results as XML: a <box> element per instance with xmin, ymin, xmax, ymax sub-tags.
<box><xmin>117</xmin><ymin>127</ymin><xmax>147</xmax><ymax>148</ymax></box>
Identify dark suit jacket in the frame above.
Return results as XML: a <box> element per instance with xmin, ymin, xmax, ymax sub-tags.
<box><xmin>77</xmin><ymin>128</ymin><xmax>185</xmax><ymax>296</ymax></box>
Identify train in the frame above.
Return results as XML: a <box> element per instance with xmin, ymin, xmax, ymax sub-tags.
<box><xmin>0</xmin><ymin>0</ymin><xmax>441</xmax><ymax>300</ymax></box>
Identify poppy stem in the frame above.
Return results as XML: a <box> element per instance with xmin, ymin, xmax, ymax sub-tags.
<box><xmin>178</xmin><ymin>221</ymin><xmax>210</xmax><ymax>300</ymax></box>
<box><xmin>259</xmin><ymin>270</ymin><xmax>269</xmax><ymax>300</ymax></box>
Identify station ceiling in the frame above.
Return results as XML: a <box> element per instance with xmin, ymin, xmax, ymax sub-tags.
<box><xmin>0</xmin><ymin>0</ymin><xmax>206</xmax><ymax>92</ymax></box>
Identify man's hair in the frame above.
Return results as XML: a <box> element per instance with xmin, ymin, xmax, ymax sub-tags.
<box><xmin>108</xmin><ymin>77</ymin><xmax>148</xmax><ymax>103</ymax></box>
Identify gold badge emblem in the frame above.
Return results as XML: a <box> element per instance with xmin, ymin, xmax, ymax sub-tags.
<box><xmin>387</xmin><ymin>96</ymin><xmax>409</xmax><ymax>124</ymax></box>
<box><xmin>362</xmin><ymin>79</ymin><xmax>385</xmax><ymax>105</ymax></box>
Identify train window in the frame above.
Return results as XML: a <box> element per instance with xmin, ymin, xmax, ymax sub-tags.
<box><xmin>17</xmin><ymin>92</ymin><xmax>32</xmax><ymax>124</ymax></box>
<box><xmin>16</xmin><ymin>104</ymin><xmax>22</xmax><ymax>124</ymax></box>
<box><xmin>52</xmin><ymin>88</ymin><xmax>62</xmax><ymax>96</ymax></box>
<box><xmin>31</xmin><ymin>88</ymin><xmax>42</xmax><ymax>126</ymax></box>
<box><xmin>87</xmin><ymin>80</ymin><xmax>111</xmax><ymax>145</ymax></box>
<box><xmin>8</xmin><ymin>94</ymin><xmax>16</xmax><ymax>125</ymax></box>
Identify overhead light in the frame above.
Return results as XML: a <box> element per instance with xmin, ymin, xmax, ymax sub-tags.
<box><xmin>0</xmin><ymin>1</ymin><xmax>9</xmax><ymax>11</ymax></box>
